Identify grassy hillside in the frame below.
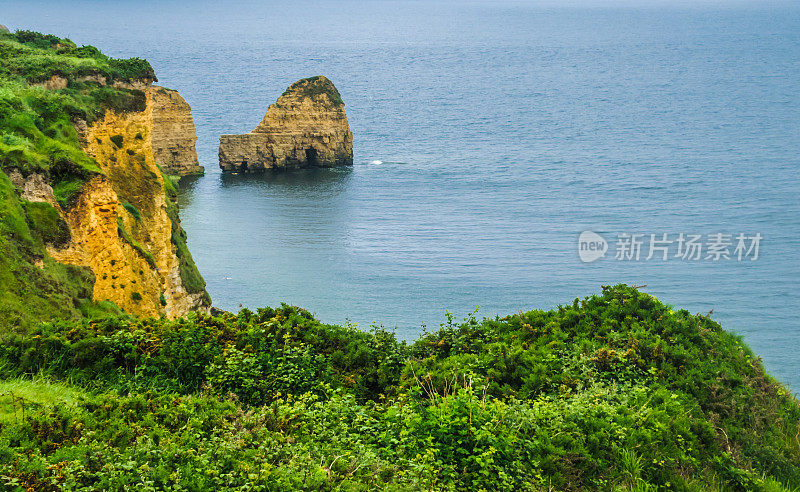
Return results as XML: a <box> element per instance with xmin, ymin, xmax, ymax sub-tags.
<box><xmin>0</xmin><ymin>29</ymin><xmax>205</xmax><ymax>329</ymax></box>
<box><xmin>0</xmin><ymin>285</ymin><xmax>797</xmax><ymax>491</ymax></box>
<box><xmin>0</xmin><ymin>166</ymin><xmax>121</xmax><ymax>330</ymax></box>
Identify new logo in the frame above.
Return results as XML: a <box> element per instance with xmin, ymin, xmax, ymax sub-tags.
<box><xmin>578</xmin><ymin>231</ymin><xmax>608</xmax><ymax>263</ymax></box>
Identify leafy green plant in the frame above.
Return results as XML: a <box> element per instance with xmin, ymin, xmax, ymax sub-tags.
<box><xmin>0</xmin><ymin>286</ymin><xmax>797</xmax><ymax>490</ymax></box>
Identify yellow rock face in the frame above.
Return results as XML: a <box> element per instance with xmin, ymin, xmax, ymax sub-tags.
<box><xmin>150</xmin><ymin>88</ymin><xmax>204</xmax><ymax>176</ymax></box>
<box><xmin>48</xmin><ymin>88</ymin><xmax>210</xmax><ymax>318</ymax></box>
<box><xmin>219</xmin><ymin>76</ymin><xmax>353</xmax><ymax>171</ymax></box>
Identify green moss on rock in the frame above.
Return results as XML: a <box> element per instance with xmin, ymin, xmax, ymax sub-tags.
<box><xmin>281</xmin><ymin>75</ymin><xmax>344</xmax><ymax>106</ymax></box>
<box><xmin>21</xmin><ymin>200</ymin><xmax>70</xmax><ymax>247</ymax></box>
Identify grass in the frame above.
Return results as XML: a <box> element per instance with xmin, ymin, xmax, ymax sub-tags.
<box><xmin>0</xmin><ymin>30</ymin><xmax>155</xmax><ymax>83</ymax></box>
<box><xmin>116</xmin><ymin>216</ymin><xmax>157</xmax><ymax>269</ymax></box>
<box><xmin>0</xmin><ymin>375</ymin><xmax>86</xmax><ymax>424</ymax></box>
<box><xmin>21</xmin><ymin>200</ymin><xmax>70</xmax><ymax>247</ymax></box>
<box><xmin>121</xmin><ymin>201</ymin><xmax>142</xmax><ymax>221</ymax></box>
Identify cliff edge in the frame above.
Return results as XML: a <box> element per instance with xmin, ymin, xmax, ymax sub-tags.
<box><xmin>219</xmin><ymin>76</ymin><xmax>353</xmax><ymax>171</ymax></box>
<box><xmin>47</xmin><ymin>88</ymin><xmax>210</xmax><ymax>317</ymax></box>
<box><xmin>0</xmin><ymin>29</ymin><xmax>209</xmax><ymax>328</ymax></box>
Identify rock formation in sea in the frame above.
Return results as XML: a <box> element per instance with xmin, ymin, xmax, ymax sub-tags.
<box><xmin>219</xmin><ymin>76</ymin><xmax>353</xmax><ymax>171</ymax></box>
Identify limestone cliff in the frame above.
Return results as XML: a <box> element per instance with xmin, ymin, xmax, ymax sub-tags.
<box><xmin>35</xmin><ymin>78</ymin><xmax>203</xmax><ymax>177</ymax></box>
<box><xmin>219</xmin><ymin>76</ymin><xmax>353</xmax><ymax>171</ymax></box>
<box><xmin>0</xmin><ymin>29</ymin><xmax>209</xmax><ymax>327</ymax></box>
<box><xmin>43</xmin><ymin>89</ymin><xmax>210</xmax><ymax>318</ymax></box>
<box><xmin>150</xmin><ymin>87</ymin><xmax>204</xmax><ymax>176</ymax></box>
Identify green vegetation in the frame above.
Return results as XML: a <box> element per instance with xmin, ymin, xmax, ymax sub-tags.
<box><xmin>0</xmin><ymin>28</ymin><xmax>209</xmax><ymax>329</ymax></box>
<box><xmin>116</xmin><ymin>216</ymin><xmax>157</xmax><ymax>269</ymax></box>
<box><xmin>282</xmin><ymin>75</ymin><xmax>345</xmax><ymax>106</ymax></box>
<box><xmin>0</xmin><ymin>30</ymin><xmax>155</xmax><ymax>84</ymax></box>
<box><xmin>0</xmin><ymin>286</ymin><xmax>797</xmax><ymax>490</ymax></box>
<box><xmin>20</xmin><ymin>200</ymin><xmax>70</xmax><ymax>247</ymax></box>
<box><xmin>109</xmin><ymin>134</ymin><xmax>123</xmax><ymax>148</ymax></box>
<box><xmin>0</xmin><ymin>376</ymin><xmax>85</xmax><ymax>424</ymax></box>
<box><xmin>121</xmin><ymin>201</ymin><xmax>142</xmax><ymax>221</ymax></box>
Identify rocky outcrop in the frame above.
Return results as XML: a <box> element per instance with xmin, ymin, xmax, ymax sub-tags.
<box><xmin>8</xmin><ymin>170</ymin><xmax>60</xmax><ymax>208</ymax></box>
<box><xmin>36</xmin><ymin>75</ymin><xmax>203</xmax><ymax>177</ymax></box>
<box><xmin>219</xmin><ymin>76</ymin><xmax>353</xmax><ymax>171</ymax></box>
<box><xmin>150</xmin><ymin>88</ymin><xmax>204</xmax><ymax>176</ymax></box>
<box><xmin>44</xmin><ymin>91</ymin><xmax>210</xmax><ymax>318</ymax></box>
<box><xmin>0</xmin><ymin>25</ymin><xmax>9</xmax><ymax>34</ymax></box>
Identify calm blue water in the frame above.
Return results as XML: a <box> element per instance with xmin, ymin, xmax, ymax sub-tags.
<box><xmin>5</xmin><ymin>1</ymin><xmax>799</xmax><ymax>390</ymax></box>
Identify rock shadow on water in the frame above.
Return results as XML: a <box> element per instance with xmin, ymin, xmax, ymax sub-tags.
<box><xmin>219</xmin><ymin>166</ymin><xmax>354</xmax><ymax>193</ymax></box>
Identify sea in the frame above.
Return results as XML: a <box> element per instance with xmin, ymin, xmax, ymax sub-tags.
<box><xmin>4</xmin><ymin>0</ymin><xmax>799</xmax><ymax>390</ymax></box>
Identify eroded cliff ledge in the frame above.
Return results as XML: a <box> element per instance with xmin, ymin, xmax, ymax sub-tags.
<box><xmin>219</xmin><ymin>76</ymin><xmax>353</xmax><ymax>171</ymax></box>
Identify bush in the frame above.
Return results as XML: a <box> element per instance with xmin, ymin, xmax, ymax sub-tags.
<box><xmin>0</xmin><ymin>286</ymin><xmax>798</xmax><ymax>490</ymax></box>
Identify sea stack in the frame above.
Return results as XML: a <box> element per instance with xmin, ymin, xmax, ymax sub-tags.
<box><xmin>219</xmin><ymin>76</ymin><xmax>353</xmax><ymax>171</ymax></box>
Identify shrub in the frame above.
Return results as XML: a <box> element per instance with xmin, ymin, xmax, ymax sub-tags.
<box><xmin>0</xmin><ymin>286</ymin><xmax>797</xmax><ymax>491</ymax></box>
<box><xmin>121</xmin><ymin>201</ymin><xmax>141</xmax><ymax>221</ymax></box>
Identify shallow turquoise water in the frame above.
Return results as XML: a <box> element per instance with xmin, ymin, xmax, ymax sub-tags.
<box><xmin>4</xmin><ymin>1</ymin><xmax>799</xmax><ymax>389</ymax></box>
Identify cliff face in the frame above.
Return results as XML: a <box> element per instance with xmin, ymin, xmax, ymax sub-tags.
<box><xmin>34</xmin><ymin>80</ymin><xmax>203</xmax><ymax>177</ymax></box>
<box><xmin>44</xmin><ymin>88</ymin><xmax>210</xmax><ymax>317</ymax></box>
<box><xmin>219</xmin><ymin>76</ymin><xmax>353</xmax><ymax>171</ymax></box>
<box><xmin>0</xmin><ymin>29</ymin><xmax>209</xmax><ymax>328</ymax></box>
<box><xmin>150</xmin><ymin>88</ymin><xmax>204</xmax><ymax>176</ymax></box>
